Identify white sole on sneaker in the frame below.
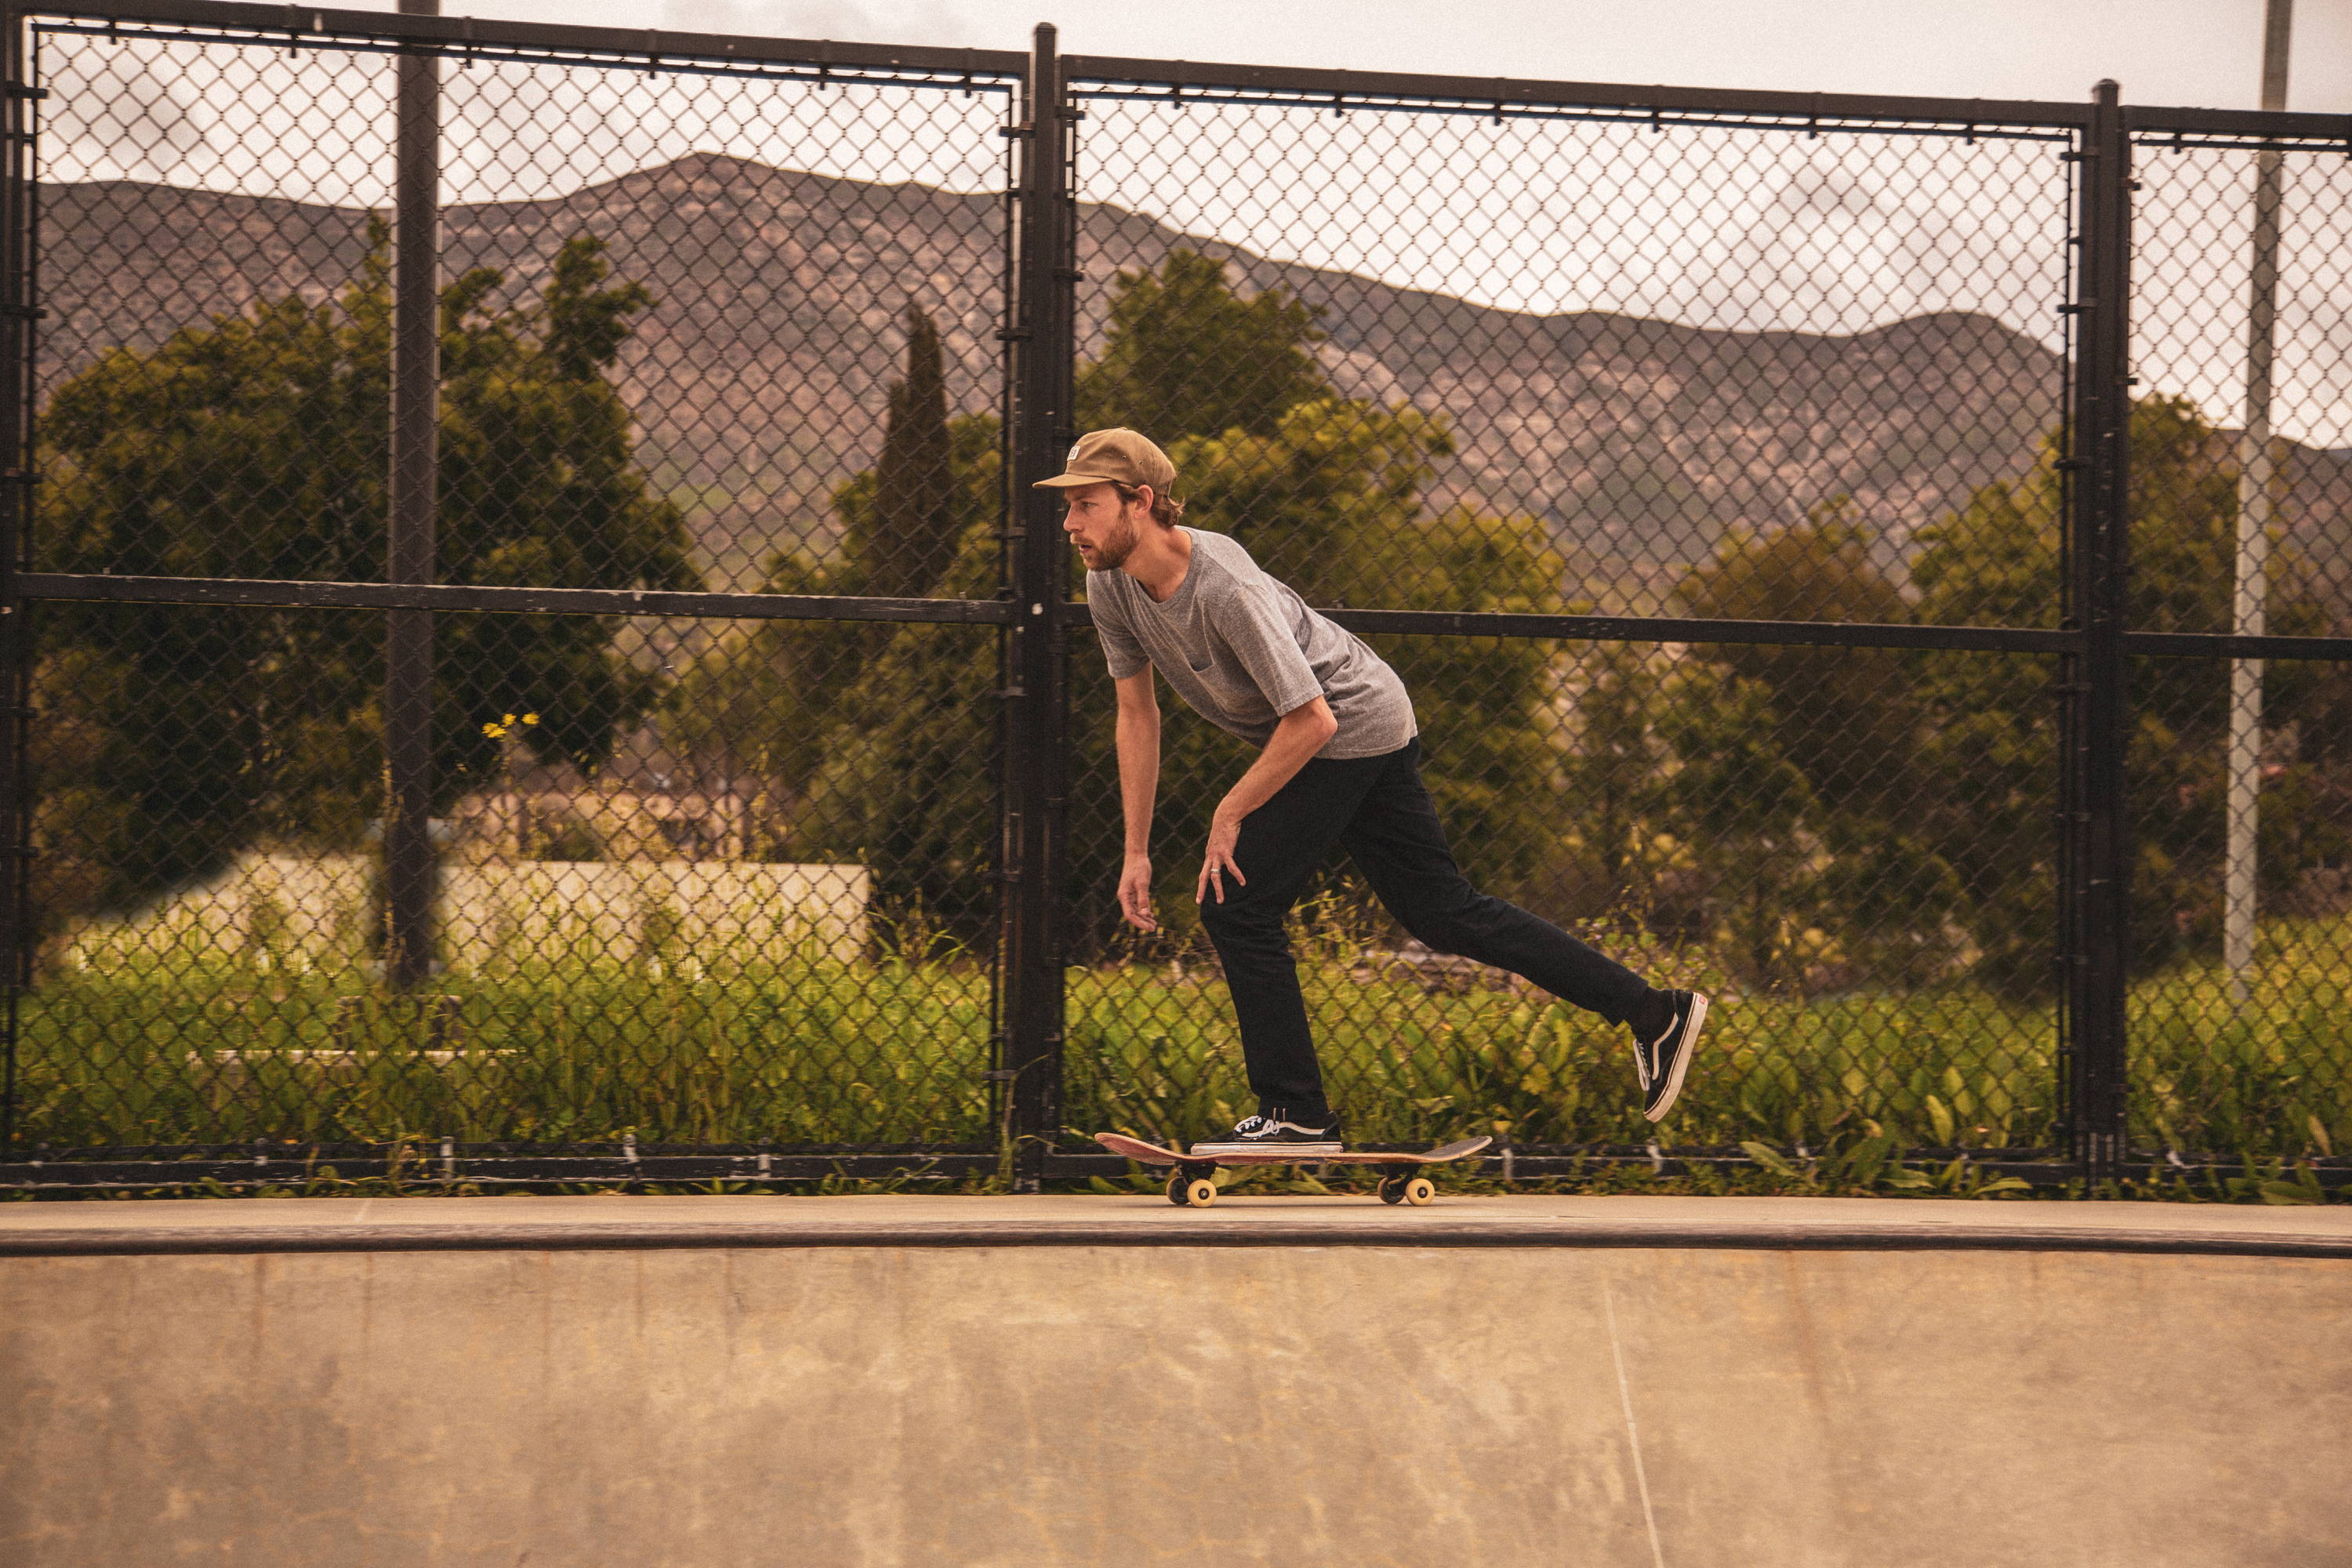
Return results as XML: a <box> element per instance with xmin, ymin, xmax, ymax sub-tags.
<box><xmin>1187</xmin><ymin>1142</ymin><xmax>1342</xmax><ymax>1157</ymax></box>
<box><xmin>1643</xmin><ymin>993</ymin><xmax>1708</xmax><ymax>1123</ymax></box>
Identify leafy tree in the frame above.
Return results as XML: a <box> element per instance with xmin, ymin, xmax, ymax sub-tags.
<box><xmin>668</xmin><ymin>308</ymin><xmax>1005</xmax><ymax>942</ymax></box>
<box><xmin>1650</xmin><ymin>660</ymin><xmax>1824</xmax><ymax>989</ymax></box>
<box><xmin>667</xmin><ymin>307</ymin><xmax>978</xmax><ymax>837</ymax></box>
<box><xmin>1676</xmin><ymin>502</ymin><xmax>1922</xmax><ymax>816</ymax></box>
<box><xmin>1664</xmin><ymin>507</ymin><xmax>1965</xmax><ymax>989</ymax></box>
<box><xmin>770</xmin><ymin>480</ymin><xmax>1002</xmax><ymax>945</ymax></box>
<box><xmin>844</xmin><ymin>306</ymin><xmax>958</xmax><ymax>603</ymax></box>
<box><xmin>36</xmin><ymin>226</ymin><xmax>697</xmax><ymax>922</ymax></box>
<box><xmin>1075</xmin><ymin>249</ymin><xmax>1327</xmax><ymax>444</ymax></box>
<box><xmin>1906</xmin><ymin>457</ymin><xmax>2067</xmax><ymax>993</ymax></box>
<box><xmin>1913</xmin><ymin>395</ymin><xmax>2348</xmax><ymax>988</ymax></box>
<box><xmin>1811</xmin><ymin>808</ymin><xmax>1968</xmax><ymax>992</ymax></box>
<box><xmin>1552</xmin><ymin>642</ymin><xmax>1667</xmax><ymax>915</ymax></box>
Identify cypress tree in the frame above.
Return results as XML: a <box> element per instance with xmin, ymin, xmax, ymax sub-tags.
<box><xmin>857</xmin><ymin>305</ymin><xmax>955</xmax><ymax>601</ymax></box>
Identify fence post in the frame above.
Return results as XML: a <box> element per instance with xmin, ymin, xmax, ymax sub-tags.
<box><xmin>1000</xmin><ymin>23</ymin><xmax>1076</xmax><ymax>1190</ymax></box>
<box><xmin>384</xmin><ymin>0</ymin><xmax>440</xmax><ymax>989</ymax></box>
<box><xmin>2224</xmin><ymin>0</ymin><xmax>2293</xmax><ymax>999</ymax></box>
<box><xmin>2063</xmin><ymin>79</ymin><xmax>2133</xmax><ymax>1185</ymax></box>
<box><xmin>0</xmin><ymin>2</ymin><xmax>32</xmax><ymax>1150</ymax></box>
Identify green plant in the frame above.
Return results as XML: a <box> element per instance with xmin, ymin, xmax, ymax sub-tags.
<box><xmin>37</xmin><ymin>228</ymin><xmax>698</xmax><ymax>928</ymax></box>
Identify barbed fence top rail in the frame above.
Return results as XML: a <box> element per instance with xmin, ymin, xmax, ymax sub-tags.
<box><xmin>20</xmin><ymin>4</ymin><xmax>2350</xmax><ymax>135</ymax></box>
<box><xmin>1061</xmin><ymin>53</ymin><xmax>2093</xmax><ymax>134</ymax></box>
<box><xmin>26</xmin><ymin>0</ymin><xmax>1028</xmax><ymax>85</ymax></box>
<box><xmin>2125</xmin><ymin>103</ymin><xmax>2352</xmax><ymax>145</ymax></box>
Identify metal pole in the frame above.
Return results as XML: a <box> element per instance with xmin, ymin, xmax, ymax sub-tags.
<box><xmin>2066</xmin><ymin>81</ymin><xmax>2134</xmax><ymax>1185</ymax></box>
<box><xmin>0</xmin><ymin>2</ymin><xmax>32</xmax><ymax>1150</ymax></box>
<box><xmin>2224</xmin><ymin>0</ymin><xmax>2292</xmax><ymax>1002</ymax></box>
<box><xmin>384</xmin><ymin>0</ymin><xmax>440</xmax><ymax>989</ymax></box>
<box><xmin>1000</xmin><ymin>23</ymin><xmax>1075</xmax><ymax>1190</ymax></box>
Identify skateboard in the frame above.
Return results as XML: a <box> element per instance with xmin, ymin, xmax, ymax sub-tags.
<box><xmin>1093</xmin><ymin>1131</ymin><xmax>1494</xmax><ymax>1208</ymax></box>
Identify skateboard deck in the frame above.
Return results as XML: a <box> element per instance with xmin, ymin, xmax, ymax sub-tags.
<box><xmin>1093</xmin><ymin>1132</ymin><xmax>1492</xmax><ymax>1207</ymax></box>
<box><xmin>1094</xmin><ymin>1132</ymin><xmax>1490</xmax><ymax>1168</ymax></box>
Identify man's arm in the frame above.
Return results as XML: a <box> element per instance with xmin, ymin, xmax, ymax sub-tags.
<box><xmin>1114</xmin><ymin>668</ymin><xmax>1161</xmax><ymax>931</ymax></box>
<box><xmin>1218</xmin><ymin>697</ymin><xmax>1337</xmax><ymax>823</ymax></box>
<box><xmin>1197</xmin><ymin>695</ymin><xmax>1338</xmax><ymax>906</ymax></box>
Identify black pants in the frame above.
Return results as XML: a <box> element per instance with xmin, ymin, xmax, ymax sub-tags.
<box><xmin>1196</xmin><ymin>736</ymin><xmax>1655</xmax><ymax>1122</ymax></box>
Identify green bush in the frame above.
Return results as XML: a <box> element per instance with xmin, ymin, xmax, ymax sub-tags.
<box><xmin>20</xmin><ymin>906</ymin><xmax>2344</xmax><ymax>1160</ymax></box>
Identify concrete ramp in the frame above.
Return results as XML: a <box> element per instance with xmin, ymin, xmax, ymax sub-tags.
<box><xmin>4</xmin><ymin>1195</ymin><xmax>2347</xmax><ymax>1567</ymax></box>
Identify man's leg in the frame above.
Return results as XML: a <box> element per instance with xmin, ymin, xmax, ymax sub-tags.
<box><xmin>1196</xmin><ymin>751</ymin><xmax>1389</xmax><ymax>1120</ymax></box>
<box><xmin>1341</xmin><ymin>739</ymin><xmax>1659</xmax><ymax>1025</ymax></box>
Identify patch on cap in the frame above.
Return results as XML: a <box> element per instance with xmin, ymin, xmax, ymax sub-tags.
<box><xmin>1033</xmin><ymin>426</ymin><xmax>1178</xmax><ymax>492</ymax></box>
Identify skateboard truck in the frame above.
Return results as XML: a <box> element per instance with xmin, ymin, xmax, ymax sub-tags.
<box><xmin>1374</xmin><ymin>1166</ymin><xmax>1437</xmax><ymax>1207</ymax></box>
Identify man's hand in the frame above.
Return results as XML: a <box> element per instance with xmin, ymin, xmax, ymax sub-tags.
<box><xmin>1196</xmin><ymin>806</ymin><xmax>1247</xmax><ymax>906</ymax></box>
<box><xmin>1192</xmin><ymin>698</ymin><xmax>1334</xmax><ymax>906</ymax></box>
<box><xmin>1119</xmin><ymin>850</ymin><xmax>1157</xmax><ymax>931</ymax></box>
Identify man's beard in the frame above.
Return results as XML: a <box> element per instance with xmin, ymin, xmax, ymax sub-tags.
<box><xmin>1082</xmin><ymin>515</ymin><xmax>1142</xmax><ymax>571</ymax></box>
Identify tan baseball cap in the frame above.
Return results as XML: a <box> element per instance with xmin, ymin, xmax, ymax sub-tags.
<box><xmin>1033</xmin><ymin>427</ymin><xmax>1176</xmax><ymax>492</ymax></box>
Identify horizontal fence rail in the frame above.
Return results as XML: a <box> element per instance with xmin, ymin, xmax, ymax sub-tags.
<box><xmin>5</xmin><ymin>2</ymin><xmax>2347</xmax><ymax>1196</ymax></box>
<box><xmin>1062</xmin><ymin>53</ymin><xmax>2099</xmax><ymax>132</ymax></box>
<box><xmin>19</xmin><ymin>573</ymin><xmax>1024</xmax><ymax>625</ymax></box>
<box><xmin>29</xmin><ymin>0</ymin><xmax>1029</xmax><ymax>79</ymax></box>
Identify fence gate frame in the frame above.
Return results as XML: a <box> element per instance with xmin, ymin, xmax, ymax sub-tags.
<box><xmin>0</xmin><ymin>0</ymin><xmax>32</xmax><ymax>1160</ymax></box>
<box><xmin>999</xmin><ymin>23</ymin><xmax>1079</xmax><ymax>1191</ymax></box>
<box><xmin>2062</xmin><ymin>79</ymin><xmax>2135</xmax><ymax>1181</ymax></box>
<box><xmin>1038</xmin><ymin>43</ymin><xmax>2126</xmax><ymax>1185</ymax></box>
<box><xmin>0</xmin><ymin>0</ymin><xmax>1036</xmax><ymax>1188</ymax></box>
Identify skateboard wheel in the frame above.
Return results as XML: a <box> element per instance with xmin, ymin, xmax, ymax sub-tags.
<box><xmin>1165</xmin><ymin>1174</ymin><xmax>1189</xmax><ymax>1206</ymax></box>
<box><xmin>1182</xmin><ymin>1177</ymin><xmax>1218</xmax><ymax>1208</ymax></box>
<box><xmin>1403</xmin><ymin>1176</ymin><xmax>1436</xmax><ymax>1207</ymax></box>
<box><xmin>1377</xmin><ymin>1177</ymin><xmax>1406</xmax><ymax>1205</ymax></box>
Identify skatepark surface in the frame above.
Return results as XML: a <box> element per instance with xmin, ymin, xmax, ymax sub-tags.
<box><xmin>5</xmin><ymin>1193</ymin><xmax>2347</xmax><ymax>1566</ymax></box>
<box><xmin>5</xmin><ymin>1186</ymin><xmax>2349</xmax><ymax>1251</ymax></box>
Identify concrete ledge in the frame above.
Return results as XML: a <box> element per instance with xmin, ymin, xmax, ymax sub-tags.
<box><xmin>9</xmin><ymin>1193</ymin><xmax>2349</xmax><ymax>1566</ymax></box>
<box><xmin>4</xmin><ymin>1192</ymin><xmax>2345</xmax><ymax>1258</ymax></box>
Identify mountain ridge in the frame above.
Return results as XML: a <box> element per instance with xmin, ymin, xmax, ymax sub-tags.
<box><xmin>42</xmin><ymin>154</ymin><xmax>2348</xmax><ymax>608</ymax></box>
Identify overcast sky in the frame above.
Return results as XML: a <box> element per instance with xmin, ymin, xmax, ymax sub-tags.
<box><xmin>389</xmin><ymin>0</ymin><xmax>2352</xmax><ymax>113</ymax></box>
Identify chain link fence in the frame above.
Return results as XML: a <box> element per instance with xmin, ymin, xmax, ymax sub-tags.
<box><xmin>1057</xmin><ymin>77</ymin><xmax>2083</xmax><ymax>1175</ymax></box>
<box><xmin>2120</xmin><ymin>122</ymin><xmax>2352</xmax><ymax>1164</ymax></box>
<box><xmin>2</xmin><ymin>7</ymin><xmax>2344</xmax><ymax>1191</ymax></box>
<box><xmin>10</xmin><ymin>7</ymin><xmax>1025</xmax><ymax>1185</ymax></box>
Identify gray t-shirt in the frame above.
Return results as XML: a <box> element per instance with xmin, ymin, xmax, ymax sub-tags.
<box><xmin>1087</xmin><ymin>529</ymin><xmax>1416</xmax><ymax>760</ymax></box>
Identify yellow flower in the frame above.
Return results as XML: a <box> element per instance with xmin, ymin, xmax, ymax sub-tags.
<box><xmin>521</xmin><ymin>713</ymin><xmax>539</xmax><ymax>725</ymax></box>
<box><xmin>481</xmin><ymin>722</ymin><xmax>507</xmax><ymax>739</ymax></box>
<box><xmin>502</xmin><ymin>713</ymin><xmax>517</xmax><ymax>725</ymax></box>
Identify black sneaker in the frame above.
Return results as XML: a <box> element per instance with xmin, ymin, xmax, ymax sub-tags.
<box><xmin>1189</xmin><ymin>1110</ymin><xmax>1344</xmax><ymax>1156</ymax></box>
<box><xmin>1632</xmin><ymin>990</ymin><xmax>1708</xmax><ymax>1123</ymax></box>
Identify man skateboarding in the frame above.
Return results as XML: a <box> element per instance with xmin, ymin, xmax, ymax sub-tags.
<box><xmin>1042</xmin><ymin>428</ymin><xmax>1708</xmax><ymax>1157</ymax></box>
